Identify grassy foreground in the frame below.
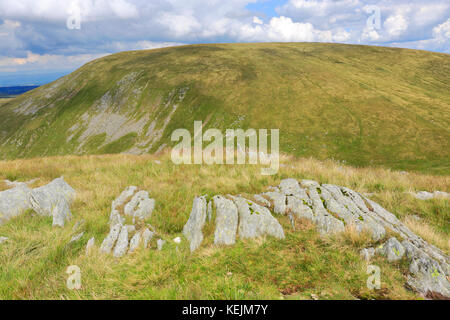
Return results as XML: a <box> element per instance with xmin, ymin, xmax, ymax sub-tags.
<box><xmin>0</xmin><ymin>153</ymin><xmax>448</xmax><ymax>299</ymax></box>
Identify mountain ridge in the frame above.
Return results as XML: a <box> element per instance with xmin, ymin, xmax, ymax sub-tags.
<box><xmin>0</xmin><ymin>42</ymin><xmax>449</xmax><ymax>174</ymax></box>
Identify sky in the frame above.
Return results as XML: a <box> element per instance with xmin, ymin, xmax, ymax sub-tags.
<box><xmin>0</xmin><ymin>0</ymin><xmax>449</xmax><ymax>86</ymax></box>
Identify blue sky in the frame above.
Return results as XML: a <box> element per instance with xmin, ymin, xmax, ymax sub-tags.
<box><xmin>0</xmin><ymin>0</ymin><xmax>449</xmax><ymax>86</ymax></box>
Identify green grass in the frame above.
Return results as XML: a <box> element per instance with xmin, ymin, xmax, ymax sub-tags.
<box><xmin>0</xmin><ymin>153</ymin><xmax>447</xmax><ymax>299</ymax></box>
<box><xmin>0</xmin><ymin>43</ymin><xmax>448</xmax><ymax>174</ymax></box>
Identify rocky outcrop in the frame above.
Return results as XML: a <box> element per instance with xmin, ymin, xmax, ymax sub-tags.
<box><xmin>0</xmin><ymin>177</ymin><xmax>75</xmax><ymax>227</ymax></box>
<box><xmin>253</xmin><ymin>178</ymin><xmax>449</xmax><ymax>299</ymax></box>
<box><xmin>182</xmin><ymin>196</ymin><xmax>207</xmax><ymax>252</ymax></box>
<box><xmin>101</xmin><ymin>187</ymin><xmax>156</xmax><ymax>257</ymax></box>
<box><xmin>183</xmin><ymin>194</ymin><xmax>284</xmax><ymax>252</ymax></box>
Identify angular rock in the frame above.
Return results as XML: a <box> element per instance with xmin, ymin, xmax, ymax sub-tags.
<box><xmin>414</xmin><ymin>191</ymin><xmax>434</xmax><ymax>200</ymax></box>
<box><xmin>286</xmin><ymin>196</ymin><xmax>314</xmax><ymax>220</ymax></box>
<box><xmin>85</xmin><ymin>237</ymin><xmax>95</xmax><ymax>254</ymax></box>
<box><xmin>100</xmin><ymin>223</ymin><xmax>122</xmax><ymax>254</ymax></box>
<box><xmin>408</xmin><ymin>256</ymin><xmax>450</xmax><ymax>297</ymax></box>
<box><xmin>377</xmin><ymin>237</ymin><xmax>405</xmax><ymax>262</ymax></box>
<box><xmin>142</xmin><ymin>228</ymin><xmax>154</xmax><ymax>248</ymax></box>
<box><xmin>51</xmin><ymin>196</ymin><xmax>72</xmax><ymax>227</ymax></box>
<box><xmin>124</xmin><ymin>191</ymin><xmax>155</xmax><ymax>220</ymax></box>
<box><xmin>113</xmin><ymin>225</ymin><xmax>129</xmax><ymax>257</ymax></box>
<box><xmin>0</xmin><ymin>184</ymin><xmax>32</xmax><ymax>224</ymax></box>
<box><xmin>112</xmin><ymin>186</ymin><xmax>138</xmax><ymax>210</ymax></box>
<box><xmin>213</xmin><ymin>196</ymin><xmax>238</xmax><ymax>246</ymax></box>
<box><xmin>262</xmin><ymin>191</ymin><xmax>287</xmax><ymax>215</ymax></box>
<box><xmin>29</xmin><ymin>177</ymin><xmax>76</xmax><ymax>216</ymax></box>
<box><xmin>128</xmin><ymin>231</ymin><xmax>141</xmax><ymax>253</ymax></box>
<box><xmin>232</xmin><ymin>196</ymin><xmax>284</xmax><ymax>240</ymax></box>
<box><xmin>182</xmin><ymin>196</ymin><xmax>207</xmax><ymax>252</ymax></box>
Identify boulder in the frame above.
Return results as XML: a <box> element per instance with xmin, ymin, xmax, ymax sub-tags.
<box><xmin>128</xmin><ymin>231</ymin><xmax>141</xmax><ymax>253</ymax></box>
<box><xmin>51</xmin><ymin>196</ymin><xmax>72</xmax><ymax>227</ymax></box>
<box><xmin>213</xmin><ymin>196</ymin><xmax>238</xmax><ymax>246</ymax></box>
<box><xmin>232</xmin><ymin>196</ymin><xmax>285</xmax><ymax>240</ymax></box>
<box><xmin>113</xmin><ymin>225</ymin><xmax>129</xmax><ymax>257</ymax></box>
<box><xmin>29</xmin><ymin>177</ymin><xmax>76</xmax><ymax>217</ymax></box>
<box><xmin>377</xmin><ymin>237</ymin><xmax>405</xmax><ymax>262</ymax></box>
<box><xmin>262</xmin><ymin>191</ymin><xmax>287</xmax><ymax>215</ymax></box>
<box><xmin>124</xmin><ymin>190</ymin><xmax>155</xmax><ymax>221</ymax></box>
<box><xmin>0</xmin><ymin>184</ymin><xmax>32</xmax><ymax>224</ymax></box>
<box><xmin>100</xmin><ymin>223</ymin><xmax>122</xmax><ymax>254</ymax></box>
<box><xmin>182</xmin><ymin>196</ymin><xmax>207</xmax><ymax>252</ymax></box>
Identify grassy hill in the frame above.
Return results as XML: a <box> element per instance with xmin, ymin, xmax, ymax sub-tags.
<box><xmin>0</xmin><ymin>43</ymin><xmax>449</xmax><ymax>174</ymax></box>
<box><xmin>0</xmin><ymin>153</ymin><xmax>448</xmax><ymax>299</ymax></box>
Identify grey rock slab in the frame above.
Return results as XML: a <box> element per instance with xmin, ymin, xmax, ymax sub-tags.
<box><xmin>182</xmin><ymin>196</ymin><xmax>207</xmax><ymax>252</ymax></box>
<box><xmin>128</xmin><ymin>231</ymin><xmax>142</xmax><ymax>253</ymax></box>
<box><xmin>232</xmin><ymin>196</ymin><xmax>284</xmax><ymax>240</ymax></box>
<box><xmin>142</xmin><ymin>228</ymin><xmax>154</xmax><ymax>248</ymax></box>
<box><xmin>262</xmin><ymin>191</ymin><xmax>287</xmax><ymax>215</ymax></box>
<box><xmin>100</xmin><ymin>223</ymin><xmax>122</xmax><ymax>254</ymax></box>
<box><xmin>113</xmin><ymin>225</ymin><xmax>129</xmax><ymax>257</ymax></box>
<box><xmin>213</xmin><ymin>196</ymin><xmax>238</xmax><ymax>246</ymax></box>
<box><xmin>29</xmin><ymin>177</ymin><xmax>76</xmax><ymax>217</ymax></box>
<box><xmin>0</xmin><ymin>183</ymin><xmax>32</xmax><ymax>224</ymax></box>
<box><xmin>52</xmin><ymin>196</ymin><xmax>72</xmax><ymax>228</ymax></box>
<box><xmin>124</xmin><ymin>190</ymin><xmax>155</xmax><ymax>220</ymax></box>
<box><xmin>286</xmin><ymin>196</ymin><xmax>314</xmax><ymax>220</ymax></box>
<box><xmin>407</xmin><ymin>256</ymin><xmax>450</xmax><ymax>297</ymax></box>
<box><xmin>377</xmin><ymin>237</ymin><xmax>405</xmax><ymax>262</ymax></box>
<box><xmin>112</xmin><ymin>186</ymin><xmax>138</xmax><ymax>211</ymax></box>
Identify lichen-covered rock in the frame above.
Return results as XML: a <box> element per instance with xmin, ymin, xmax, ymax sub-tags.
<box><xmin>29</xmin><ymin>177</ymin><xmax>76</xmax><ymax>217</ymax></box>
<box><xmin>113</xmin><ymin>225</ymin><xmax>129</xmax><ymax>257</ymax></box>
<box><xmin>0</xmin><ymin>184</ymin><xmax>32</xmax><ymax>224</ymax></box>
<box><xmin>213</xmin><ymin>196</ymin><xmax>238</xmax><ymax>246</ymax></box>
<box><xmin>286</xmin><ymin>196</ymin><xmax>314</xmax><ymax>220</ymax></box>
<box><xmin>300</xmin><ymin>179</ymin><xmax>320</xmax><ymax>188</ymax></box>
<box><xmin>377</xmin><ymin>237</ymin><xmax>405</xmax><ymax>262</ymax></box>
<box><xmin>232</xmin><ymin>196</ymin><xmax>285</xmax><ymax>240</ymax></box>
<box><xmin>100</xmin><ymin>223</ymin><xmax>122</xmax><ymax>254</ymax></box>
<box><xmin>182</xmin><ymin>196</ymin><xmax>207</xmax><ymax>252</ymax></box>
<box><xmin>51</xmin><ymin>196</ymin><xmax>72</xmax><ymax>227</ymax></box>
<box><xmin>408</xmin><ymin>256</ymin><xmax>450</xmax><ymax>297</ymax></box>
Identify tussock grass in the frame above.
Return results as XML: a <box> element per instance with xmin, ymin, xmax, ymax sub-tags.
<box><xmin>0</xmin><ymin>152</ymin><xmax>448</xmax><ymax>299</ymax></box>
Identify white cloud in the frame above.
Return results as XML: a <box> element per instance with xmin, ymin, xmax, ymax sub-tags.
<box><xmin>253</xmin><ymin>16</ymin><xmax>263</xmax><ymax>25</ymax></box>
<box><xmin>384</xmin><ymin>14</ymin><xmax>409</xmax><ymax>37</ymax></box>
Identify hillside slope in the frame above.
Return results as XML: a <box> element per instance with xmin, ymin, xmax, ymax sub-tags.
<box><xmin>0</xmin><ymin>43</ymin><xmax>449</xmax><ymax>173</ymax></box>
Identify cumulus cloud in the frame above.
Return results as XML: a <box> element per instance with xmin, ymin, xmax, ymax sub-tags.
<box><xmin>0</xmin><ymin>0</ymin><xmax>449</xmax><ymax>82</ymax></box>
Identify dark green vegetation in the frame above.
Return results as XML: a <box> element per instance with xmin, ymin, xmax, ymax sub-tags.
<box><xmin>0</xmin><ymin>43</ymin><xmax>449</xmax><ymax>174</ymax></box>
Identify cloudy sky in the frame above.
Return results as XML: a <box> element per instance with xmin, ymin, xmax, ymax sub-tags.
<box><xmin>0</xmin><ymin>0</ymin><xmax>449</xmax><ymax>86</ymax></box>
